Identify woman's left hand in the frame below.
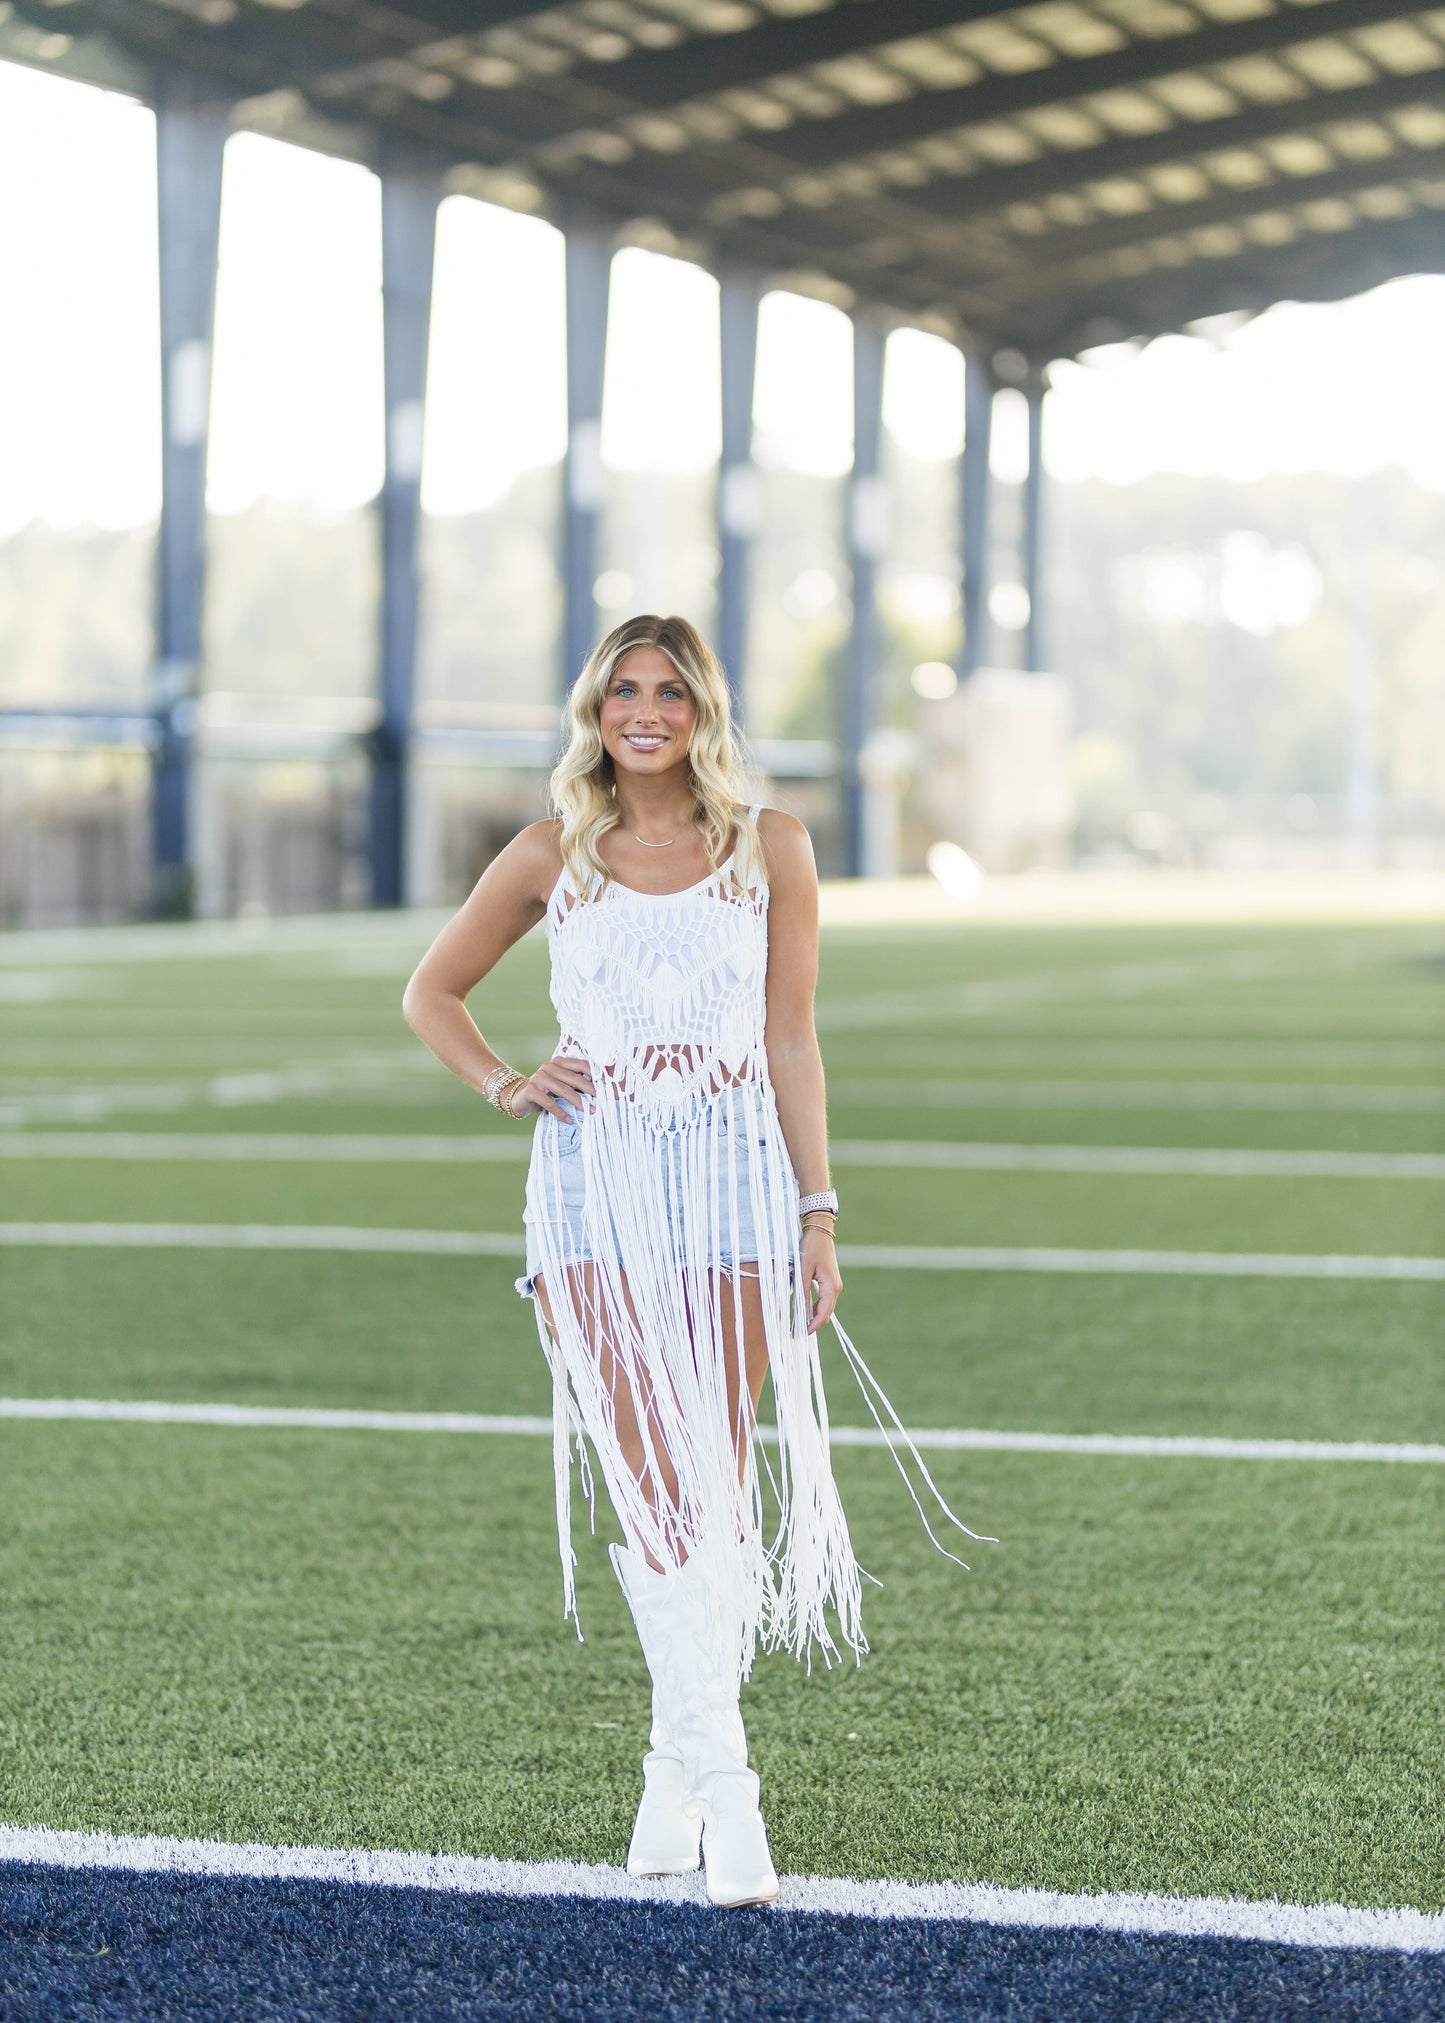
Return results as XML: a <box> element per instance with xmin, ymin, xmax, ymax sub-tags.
<box><xmin>802</xmin><ymin>1227</ymin><xmax>841</xmax><ymax>1334</ymax></box>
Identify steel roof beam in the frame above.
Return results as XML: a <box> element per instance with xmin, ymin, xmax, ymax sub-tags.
<box><xmin>988</xmin><ymin>155</ymin><xmax>1445</xmax><ymax>297</ymax></box>
<box><xmin>589</xmin><ymin>0</ymin><xmax>1020</xmax><ymax>110</ymax></box>
<box><xmin>765</xmin><ymin>0</ymin><xmax>1432</xmax><ymax>167</ymax></box>
<box><xmin>1031</xmin><ymin>210</ymin><xmax>1445</xmax><ymax>349</ymax></box>
<box><xmin>908</xmin><ymin>66</ymin><xmax>1445</xmax><ymax>221</ymax></box>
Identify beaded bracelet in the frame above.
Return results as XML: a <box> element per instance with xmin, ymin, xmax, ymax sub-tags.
<box><xmin>481</xmin><ymin>1064</ymin><xmax>528</xmax><ymax>1117</ymax></box>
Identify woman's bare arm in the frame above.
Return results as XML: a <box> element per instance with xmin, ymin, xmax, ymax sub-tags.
<box><xmin>760</xmin><ymin>809</ymin><xmax>840</xmax><ymax>1331</ymax></box>
<box><xmin>402</xmin><ymin>821</ymin><xmax>593</xmax><ymax>1122</ymax></box>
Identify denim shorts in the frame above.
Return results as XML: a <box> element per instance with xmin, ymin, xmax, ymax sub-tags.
<box><xmin>515</xmin><ymin>1091</ymin><xmax>778</xmax><ymax>1299</ymax></box>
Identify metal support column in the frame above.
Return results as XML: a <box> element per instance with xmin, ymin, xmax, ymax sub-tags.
<box><xmin>1022</xmin><ymin>364</ymin><xmax>1047</xmax><ymax>673</ymax></box>
<box><xmin>562</xmin><ymin>218</ymin><xmax>612</xmax><ymax>689</ymax></box>
<box><xmin>370</xmin><ymin>158</ymin><xmax>440</xmax><ymax>909</ymax></box>
<box><xmin>960</xmin><ymin>354</ymin><xmax>995</xmax><ymax>683</ymax></box>
<box><xmin>716</xmin><ymin>271</ymin><xmax>761</xmax><ymax>718</ymax></box>
<box><xmin>841</xmin><ymin>314</ymin><xmax>888</xmax><ymax>879</ymax></box>
<box><xmin>152</xmin><ymin>77</ymin><xmax>227</xmax><ymax>917</ymax></box>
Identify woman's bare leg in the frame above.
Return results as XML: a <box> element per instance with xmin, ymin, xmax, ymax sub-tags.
<box><xmin>534</xmin><ymin>1264</ymin><xmax>683</xmax><ymax>1566</ymax></box>
<box><xmin>714</xmin><ymin>1265</ymin><xmax>771</xmax><ymax>1484</ymax></box>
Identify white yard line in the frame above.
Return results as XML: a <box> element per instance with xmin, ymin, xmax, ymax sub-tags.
<box><xmin>830</xmin><ymin>1077</ymin><xmax>1445</xmax><ymax>1114</ymax></box>
<box><xmin>3</xmin><ymin>1397</ymin><xmax>1440</xmax><ymax>1465</ymax></box>
<box><xmin>1</xmin><ymin>1221</ymin><xmax>1440</xmax><ymax>1280</ymax></box>
<box><xmin>1</xmin><ymin>1825</ymin><xmax>1440</xmax><ymax>1953</ymax></box>
<box><xmin>1</xmin><ymin>1131</ymin><xmax>1440</xmax><ymax>1179</ymax></box>
<box><xmin>829</xmin><ymin>1141</ymin><xmax>1445</xmax><ymax>1179</ymax></box>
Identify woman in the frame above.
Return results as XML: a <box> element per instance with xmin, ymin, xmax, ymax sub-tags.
<box><xmin>403</xmin><ymin>614</ymin><xmax>977</xmax><ymax>1909</ymax></box>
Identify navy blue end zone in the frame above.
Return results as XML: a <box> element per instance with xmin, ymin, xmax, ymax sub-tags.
<box><xmin>3</xmin><ymin>1863</ymin><xmax>1441</xmax><ymax>2023</ymax></box>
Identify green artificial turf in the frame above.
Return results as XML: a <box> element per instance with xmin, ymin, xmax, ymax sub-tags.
<box><xmin>1</xmin><ymin>1251</ymin><xmax>1440</xmax><ymax>1448</ymax></box>
<box><xmin>1</xmin><ymin>1423</ymin><xmax>1440</xmax><ymax>1910</ymax></box>
<box><xmin>4</xmin><ymin>1155</ymin><xmax>1440</xmax><ymax>1258</ymax></box>
<box><xmin>0</xmin><ymin>908</ymin><xmax>1441</xmax><ymax>1911</ymax></box>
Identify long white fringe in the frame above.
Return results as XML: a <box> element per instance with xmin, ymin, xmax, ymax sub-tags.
<box><xmin>518</xmin><ymin>1075</ymin><xmax>985</xmax><ymax>1670</ymax></box>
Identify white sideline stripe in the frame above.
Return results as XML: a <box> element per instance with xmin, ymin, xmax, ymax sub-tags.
<box><xmin>4</xmin><ymin>1397</ymin><xmax>1441</xmax><ymax>1465</ymax></box>
<box><xmin>2</xmin><ymin>1825</ymin><xmax>1440</xmax><ymax>1954</ymax></box>
<box><xmin>832</xmin><ymin>1077</ymin><xmax>1445</xmax><ymax>1115</ymax></box>
<box><xmin>2</xmin><ymin>1221</ymin><xmax>1441</xmax><ymax>1281</ymax></box>
<box><xmin>2</xmin><ymin>1131</ymin><xmax>1441</xmax><ymax>1181</ymax></box>
<box><xmin>830</xmin><ymin>1141</ymin><xmax>1445</xmax><ymax>1180</ymax></box>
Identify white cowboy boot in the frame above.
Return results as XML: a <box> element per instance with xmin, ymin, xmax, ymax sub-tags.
<box><xmin>610</xmin><ymin>1544</ymin><xmax>702</xmax><ymax>1877</ymax></box>
<box><xmin>664</xmin><ymin>1554</ymin><xmax>779</xmax><ymax>1909</ymax></box>
<box><xmin>611</xmin><ymin>1542</ymin><xmax>779</xmax><ymax>1907</ymax></box>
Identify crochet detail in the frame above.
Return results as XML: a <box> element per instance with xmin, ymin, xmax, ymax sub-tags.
<box><xmin>547</xmin><ymin>853</ymin><xmax>766</xmax><ymax>1125</ymax></box>
<box><xmin>518</xmin><ymin>810</ymin><xmax>979</xmax><ymax>1669</ymax></box>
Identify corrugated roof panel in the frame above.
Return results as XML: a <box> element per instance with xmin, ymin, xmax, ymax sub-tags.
<box><xmin>963</xmin><ymin>119</ymin><xmax>1047</xmax><ymax>161</ymax></box>
<box><xmin>1042</xmin><ymin>188</ymin><xmax>1098</xmax><ymax>222</ymax></box>
<box><xmin>1389</xmin><ymin>102</ymin><xmax>1445</xmax><ymax>144</ymax></box>
<box><xmin>659</xmin><ymin>0</ymin><xmax>761</xmax><ymax>29</ymax></box>
<box><xmin>623</xmin><ymin>111</ymin><xmax>693</xmax><ymax>147</ymax></box>
<box><xmin>1092</xmin><ymin>0</ymin><xmax>1207</xmax><ymax>38</ymax></box>
<box><xmin>1190</xmin><ymin>0</ymin><xmax>1275</xmax><ymax>21</ymax></box>
<box><xmin>913</xmin><ymin>133</ymin><xmax>976</xmax><ymax>171</ymax></box>
<box><xmin>1009</xmin><ymin>2</ymin><xmax>1129</xmax><ymax>57</ymax></box>
<box><xmin>783</xmin><ymin>171</ymin><xmax>837</xmax><ymax>203</ymax></box>
<box><xmin>1014</xmin><ymin>101</ymin><xmax>1109</xmax><ymax>146</ymax></box>
<box><xmin>1211</xmin><ymin>52</ymin><xmax>1312</xmax><ymax>100</ymax></box>
<box><xmin>1149</xmin><ymin>70</ymin><xmax>1241</xmax><ymax>117</ymax></box>
<box><xmin>1085</xmin><ymin>85</ymin><xmax>1177</xmax><ymax>131</ymax></box>
<box><xmin>1321</xmin><ymin>117</ymin><xmax>1399</xmax><ymax>159</ymax></box>
<box><xmin>946</xmin><ymin>19</ymin><xmax>1059</xmax><ymax>73</ymax></box>
<box><xmin>767</xmin><ymin>73</ymin><xmax>846</xmax><ymax>115</ymax></box>
<box><xmin>1351</xmin><ymin>182</ymin><xmax>1415</xmax><ymax>217</ymax></box>
<box><xmin>882</xmin><ymin>37</ymin><xmax>982</xmax><ymax>90</ymax></box>
<box><xmin>675</xmin><ymin>99</ymin><xmax>742</xmax><ymax>137</ymax></box>
<box><xmin>1351</xmin><ymin>19</ymin><xmax>1445</xmax><ymax>73</ymax></box>
<box><xmin>1204</xmin><ymin>146</ymin><xmax>1273</xmax><ymax>184</ymax></box>
<box><xmin>873</xmin><ymin>149</ymin><xmax>936</xmax><ymax>186</ymax></box>
<box><xmin>1149</xmin><ymin>234</ymin><xmax>1194</xmax><ymax>266</ymax></box>
<box><xmin>1240</xmin><ymin>209</ymin><xmax>1299</xmax><ymax>244</ymax></box>
<box><xmin>1088</xmin><ymin>174</ymin><xmax>1156</xmax><ymax>211</ymax></box>
<box><xmin>1146</xmin><ymin>159</ymin><xmax>1214</xmax><ymax>199</ymax></box>
<box><xmin>1261</xmin><ymin>130</ymin><xmax>1336</xmax><ymax>172</ymax></box>
<box><xmin>1287</xmin><ymin>36</ymin><xmax>1378</xmax><ymax>88</ymax></box>
<box><xmin>1189</xmin><ymin>219</ymin><xmax>1246</xmax><ymax>254</ymax></box>
<box><xmin>810</xmin><ymin>54</ymin><xmax>917</xmax><ymax>104</ymax></box>
<box><xmin>1297</xmin><ymin>194</ymin><xmax>1360</xmax><ymax>229</ymax></box>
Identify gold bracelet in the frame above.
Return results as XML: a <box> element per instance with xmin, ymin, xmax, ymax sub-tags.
<box><xmin>801</xmin><ymin>1212</ymin><xmax>837</xmax><ymax>1235</ymax></box>
<box><xmin>481</xmin><ymin>1065</ymin><xmax>528</xmax><ymax>1116</ymax></box>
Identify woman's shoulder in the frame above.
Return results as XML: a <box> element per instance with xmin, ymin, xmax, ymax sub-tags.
<box><xmin>500</xmin><ymin>819</ymin><xmax>567</xmax><ymax>903</ymax></box>
<box><xmin>751</xmin><ymin>806</ymin><xmax>813</xmax><ymax>874</ymax></box>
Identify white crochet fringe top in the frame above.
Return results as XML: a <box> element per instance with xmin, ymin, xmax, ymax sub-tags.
<box><xmin>516</xmin><ymin>807</ymin><xmax>975</xmax><ymax>1670</ymax></box>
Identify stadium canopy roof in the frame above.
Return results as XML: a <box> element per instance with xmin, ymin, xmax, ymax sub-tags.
<box><xmin>6</xmin><ymin>0</ymin><xmax>1444</xmax><ymax>362</ymax></box>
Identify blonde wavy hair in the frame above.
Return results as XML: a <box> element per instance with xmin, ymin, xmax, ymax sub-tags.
<box><xmin>550</xmin><ymin>615</ymin><xmax>761</xmax><ymax>895</ymax></box>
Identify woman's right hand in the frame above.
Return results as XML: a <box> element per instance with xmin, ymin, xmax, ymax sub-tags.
<box><xmin>507</xmin><ymin>1053</ymin><xmax>596</xmax><ymax>1121</ymax></box>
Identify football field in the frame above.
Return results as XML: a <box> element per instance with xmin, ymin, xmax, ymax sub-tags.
<box><xmin>1</xmin><ymin>896</ymin><xmax>1442</xmax><ymax>2018</ymax></box>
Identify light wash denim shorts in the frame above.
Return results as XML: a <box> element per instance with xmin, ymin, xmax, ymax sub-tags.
<box><xmin>515</xmin><ymin>1091</ymin><xmax>778</xmax><ymax>1299</ymax></box>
